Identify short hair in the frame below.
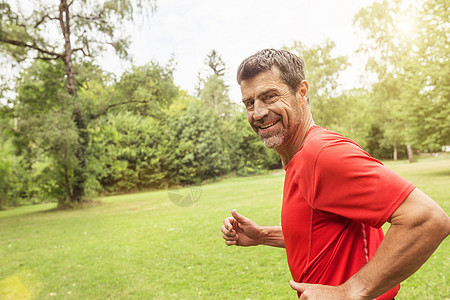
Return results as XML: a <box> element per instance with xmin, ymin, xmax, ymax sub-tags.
<box><xmin>236</xmin><ymin>49</ymin><xmax>306</xmax><ymax>93</ymax></box>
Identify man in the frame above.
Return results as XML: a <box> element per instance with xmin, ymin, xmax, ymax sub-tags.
<box><xmin>221</xmin><ymin>49</ymin><xmax>450</xmax><ymax>299</ymax></box>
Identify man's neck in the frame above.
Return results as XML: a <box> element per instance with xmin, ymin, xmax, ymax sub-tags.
<box><xmin>277</xmin><ymin>115</ymin><xmax>315</xmax><ymax>167</ymax></box>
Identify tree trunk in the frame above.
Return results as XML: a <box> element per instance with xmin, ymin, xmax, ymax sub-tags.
<box><xmin>59</xmin><ymin>0</ymin><xmax>76</xmax><ymax>95</ymax></box>
<box><xmin>72</xmin><ymin>109</ymin><xmax>88</xmax><ymax>203</ymax></box>
<box><xmin>404</xmin><ymin>123</ymin><xmax>415</xmax><ymax>163</ymax></box>
<box><xmin>406</xmin><ymin>143</ymin><xmax>414</xmax><ymax>163</ymax></box>
<box><xmin>59</xmin><ymin>0</ymin><xmax>87</xmax><ymax>205</ymax></box>
<box><xmin>393</xmin><ymin>141</ymin><xmax>398</xmax><ymax>161</ymax></box>
<box><xmin>63</xmin><ymin>148</ymin><xmax>73</xmax><ymax>205</ymax></box>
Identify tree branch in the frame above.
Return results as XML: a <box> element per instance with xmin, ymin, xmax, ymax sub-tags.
<box><xmin>72</xmin><ymin>47</ymin><xmax>89</xmax><ymax>56</ymax></box>
<box><xmin>71</xmin><ymin>12</ymin><xmax>108</xmax><ymax>27</ymax></box>
<box><xmin>106</xmin><ymin>100</ymin><xmax>151</xmax><ymax>111</ymax></box>
<box><xmin>34</xmin><ymin>14</ymin><xmax>60</xmax><ymax>28</ymax></box>
<box><xmin>88</xmin><ymin>99</ymin><xmax>153</xmax><ymax>120</ymax></box>
<box><xmin>36</xmin><ymin>55</ymin><xmax>61</xmax><ymax>61</ymax></box>
<box><xmin>0</xmin><ymin>37</ymin><xmax>62</xmax><ymax>58</ymax></box>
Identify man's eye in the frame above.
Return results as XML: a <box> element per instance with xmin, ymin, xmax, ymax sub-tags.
<box><xmin>266</xmin><ymin>94</ymin><xmax>276</xmax><ymax>101</ymax></box>
<box><xmin>244</xmin><ymin>101</ymin><xmax>254</xmax><ymax>109</ymax></box>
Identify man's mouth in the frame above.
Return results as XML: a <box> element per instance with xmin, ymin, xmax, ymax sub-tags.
<box><xmin>258</xmin><ymin>120</ymin><xmax>279</xmax><ymax>130</ymax></box>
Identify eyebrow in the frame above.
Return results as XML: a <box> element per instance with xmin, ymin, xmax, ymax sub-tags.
<box><xmin>242</xmin><ymin>88</ymin><xmax>278</xmax><ymax>103</ymax></box>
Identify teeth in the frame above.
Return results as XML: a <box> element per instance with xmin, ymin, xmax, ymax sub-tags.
<box><xmin>260</xmin><ymin>121</ymin><xmax>277</xmax><ymax>129</ymax></box>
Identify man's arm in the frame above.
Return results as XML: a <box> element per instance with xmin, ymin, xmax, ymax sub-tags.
<box><xmin>221</xmin><ymin>209</ymin><xmax>285</xmax><ymax>248</ymax></box>
<box><xmin>290</xmin><ymin>188</ymin><xmax>450</xmax><ymax>299</ymax></box>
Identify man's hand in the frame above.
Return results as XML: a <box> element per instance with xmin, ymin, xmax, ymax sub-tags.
<box><xmin>289</xmin><ymin>281</ymin><xmax>349</xmax><ymax>300</ymax></box>
<box><xmin>221</xmin><ymin>209</ymin><xmax>264</xmax><ymax>246</ymax></box>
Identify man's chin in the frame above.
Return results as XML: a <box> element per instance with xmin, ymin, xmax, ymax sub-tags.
<box><xmin>260</xmin><ymin>135</ymin><xmax>284</xmax><ymax>148</ymax></box>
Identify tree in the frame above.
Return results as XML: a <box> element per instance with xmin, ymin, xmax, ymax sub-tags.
<box><xmin>352</xmin><ymin>0</ymin><xmax>447</xmax><ymax>161</ymax></box>
<box><xmin>286</xmin><ymin>40</ymin><xmax>349</xmax><ymax>104</ymax></box>
<box><xmin>0</xmin><ymin>0</ymin><xmax>156</xmax><ymax>207</ymax></box>
<box><xmin>112</xmin><ymin>62</ymin><xmax>178</xmax><ymax>118</ymax></box>
<box><xmin>88</xmin><ymin>62</ymin><xmax>179</xmax><ymax>193</ymax></box>
<box><xmin>407</xmin><ymin>0</ymin><xmax>450</xmax><ymax>150</ymax></box>
<box><xmin>200</xmin><ymin>74</ymin><xmax>235</xmax><ymax>119</ymax></box>
<box><xmin>165</xmin><ymin>99</ymin><xmax>231</xmax><ymax>184</ymax></box>
<box><xmin>0</xmin><ymin>108</ymin><xmax>14</xmax><ymax>209</ymax></box>
<box><xmin>196</xmin><ymin>49</ymin><xmax>235</xmax><ymax>118</ymax></box>
<box><xmin>205</xmin><ymin>49</ymin><xmax>226</xmax><ymax>77</ymax></box>
<box><xmin>322</xmin><ymin>89</ymin><xmax>372</xmax><ymax>149</ymax></box>
<box><xmin>284</xmin><ymin>41</ymin><xmax>353</xmax><ymax>133</ymax></box>
<box><xmin>89</xmin><ymin>111</ymin><xmax>170</xmax><ymax>193</ymax></box>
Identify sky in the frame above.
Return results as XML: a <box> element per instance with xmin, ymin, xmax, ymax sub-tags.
<box><xmin>98</xmin><ymin>0</ymin><xmax>378</xmax><ymax>103</ymax></box>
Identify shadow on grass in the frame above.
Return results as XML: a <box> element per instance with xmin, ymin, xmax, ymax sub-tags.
<box><xmin>0</xmin><ymin>200</ymin><xmax>102</xmax><ymax>220</ymax></box>
<box><xmin>421</xmin><ymin>170</ymin><xmax>450</xmax><ymax>177</ymax></box>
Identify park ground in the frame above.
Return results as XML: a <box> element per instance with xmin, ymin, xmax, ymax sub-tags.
<box><xmin>0</xmin><ymin>155</ymin><xmax>449</xmax><ymax>299</ymax></box>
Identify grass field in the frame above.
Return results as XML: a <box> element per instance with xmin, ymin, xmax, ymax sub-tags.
<box><xmin>0</xmin><ymin>155</ymin><xmax>449</xmax><ymax>299</ymax></box>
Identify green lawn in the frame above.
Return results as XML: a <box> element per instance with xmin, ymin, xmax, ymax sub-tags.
<box><xmin>1</xmin><ymin>156</ymin><xmax>449</xmax><ymax>299</ymax></box>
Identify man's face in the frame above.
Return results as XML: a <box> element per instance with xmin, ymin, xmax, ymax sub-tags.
<box><xmin>240</xmin><ymin>67</ymin><xmax>307</xmax><ymax>149</ymax></box>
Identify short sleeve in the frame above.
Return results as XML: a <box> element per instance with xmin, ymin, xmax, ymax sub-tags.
<box><xmin>310</xmin><ymin>140</ymin><xmax>415</xmax><ymax>228</ymax></box>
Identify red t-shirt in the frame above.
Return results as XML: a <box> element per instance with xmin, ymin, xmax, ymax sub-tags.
<box><xmin>281</xmin><ymin>126</ymin><xmax>415</xmax><ymax>299</ymax></box>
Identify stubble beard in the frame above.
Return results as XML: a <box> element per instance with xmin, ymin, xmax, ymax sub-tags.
<box><xmin>258</xmin><ymin>117</ymin><xmax>302</xmax><ymax>149</ymax></box>
<box><xmin>259</xmin><ymin>127</ymin><xmax>287</xmax><ymax>148</ymax></box>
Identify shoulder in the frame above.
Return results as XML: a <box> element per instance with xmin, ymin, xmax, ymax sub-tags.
<box><xmin>300</xmin><ymin>126</ymin><xmax>369</xmax><ymax>163</ymax></box>
<box><xmin>287</xmin><ymin>126</ymin><xmax>378</xmax><ymax>181</ymax></box>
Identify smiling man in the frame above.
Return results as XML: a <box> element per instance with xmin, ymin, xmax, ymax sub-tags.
<box><xmin>221</xmin><ymin>49</ymin><xmax>450</xmax><ymax>299</ymax></box>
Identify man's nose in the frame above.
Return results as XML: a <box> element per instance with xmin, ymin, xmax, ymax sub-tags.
<box><xmin>253</xmin><ymin>100</ymin><xmax>269</xmax><ymax>120</ymax></box>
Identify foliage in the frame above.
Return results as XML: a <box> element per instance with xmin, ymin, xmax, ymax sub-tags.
<box><xmin>112</xmin><ymin>62</ymin><xmax>179</xmax><ymax>118</ymax></box>
<box><xmin>285</xmin><ymin>40</ymin><xmax>349</xmax><ymax>101</ymax></box>
<box><xmin>0</xmin><ymin>138</ymin><xmax>14</xmax><ymax>208</ymax></box>
<box><xmin>195</xmin><ymin>49</ymin><xmax>227</xmax><ymax>96</ymax></box>
<box><xmin>89</xmin><ymin>112</ymin><xmax>170</xmax><ymax>193</ymax></box>
<box><xmin>1</xmin><ymin>0</ymin><xmax>448</xmax><ymax>207</ymax></box>
<box><xmin>165</xmin><ymin>99</ymin><xmax>230</xmax><ymax>184</ymax></box>
<box><xmin>284</xmin><ymin>40</ymin><xmax>350</xmax><ymax>128</ymax></box>
<box><xmin>0</xmin><ymin>0</ymin><xmax>157</xmax><ymax>207</ymax></box>
<box><xmin>284</xmin><ymin>41</ymin><xmax>374</xmax><ymax>149</ymax></box>
<box><xmin>365</xmin><ymin>125</ymin><xmax>407</xmax><ymax>160</ymax></box>
<box><xmin>0</xmin><ymin>0</ymin><xmax>156</xmax><ymax>62</ymax></box>
<box><xmin>200</xmin><ymin>74</ymin><xmax>235</xmax><ymax>119</ymax></box>
<box><xmin>354</xmin><ymin>0</ymin><xmax>449</xmax><ymax>159</ymax></box>
<box><xmin>11</xmin><ymin>60</ymin><xmax>79</xmax><ymax>204</ymax></box>
<box><xmin>406</xmin><ymin>0</ymin><xmax>450</xmax><ymax>149</ymax></box>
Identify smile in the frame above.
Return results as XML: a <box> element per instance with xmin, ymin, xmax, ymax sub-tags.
<box><xmin>259</xmin><ymin>120</ymin><xmax>279</xmax><ymax>129</ymax></box>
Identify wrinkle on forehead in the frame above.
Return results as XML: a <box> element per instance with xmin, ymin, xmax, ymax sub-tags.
<box><xmin>240</xmin><ymin>68</ymin><xmax>291</xmax><ymax>102</ymax></box>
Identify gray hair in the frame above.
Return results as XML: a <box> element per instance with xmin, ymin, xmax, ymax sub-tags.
<box><xmin>236</xmin><ymin>49</ymin><xmax>306</xmax><ymax>94</ymax></box>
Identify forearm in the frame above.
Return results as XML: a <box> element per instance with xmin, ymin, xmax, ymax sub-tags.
<box><xmin>343</xmin><ymin>224</ymin><xmax>446</xmax><ymax>298</ymax></box>
<box><xmin>341</xmin><ymin>190</ymin><xmax>450</xmax><ymax>299</ymax></box>
<box><xmin>260</xmin><ymin>226</ymin><xmax>285</xmax><ymax>248</ymax></box>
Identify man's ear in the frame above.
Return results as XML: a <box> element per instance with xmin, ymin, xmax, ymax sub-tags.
<box><xmin>297</xmin><ymin>80</ymin><xmax>309</xmax><ymax>104</ymax></box>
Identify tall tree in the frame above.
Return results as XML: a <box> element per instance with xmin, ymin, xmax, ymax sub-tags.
<box><xmin>407</xmin><ymin>0</ymin><xmax>450</xmax><ymax>150</ymax></box>
<box><xmin>205</xmin><ymin>49</ymin><xmax>226</xmax><ymax>77</ymax></box>
<box><xmin>0</xmin><ymin>0</ymin><xmax>156</xmax><ymax>207</ymax></box>
<box><xmin>197</xmin><ymin>49</ymin><xmax>235</xmax><ymax>118</ymax></box>
<box><xmin>354</xmin><ymin>0</ymin><xmax>426</xmax><ymax>162</ymax></box>
<box><xmin>200</xmin><ymin>74</ymin><xmax>235</xmax><ymax>119</ymax></box>
<box><xmin>284</xmin><ymin>41</ymin><xmax>350</xmax><ymax>130</ymax></box>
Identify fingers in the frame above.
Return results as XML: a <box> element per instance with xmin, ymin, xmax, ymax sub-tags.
<box><xmin>225</xmin><ymin>239</ymin><xmax>237</xmax><ymax>246</ymax></box>
<box><xmin>289</xmin><ymin>280</ymin><xmax>305</xmax><ymax>292</ymax></box>
<box><xmin>221</xmin><ymin>218</ymin><xmax>238</xmax><ymax>246</ymax></box>
<box><xmin>231</xmin><ymin>209</ymin><xmax>248</xmax><ymax>224</ymax></box>
<box><xmin>223</xmin><ymin>216</ymin><xmax>235</xmax><ymax>231</ymax></box>
<box><xmin>222</xmin><ymin>210</ymin><xmax>248</xmax><ymax>246</ymax></box>
<box><xmin>221</xmin><ymin>224</ymin><xmax>237</xmax><ymax>238</ymax></box>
